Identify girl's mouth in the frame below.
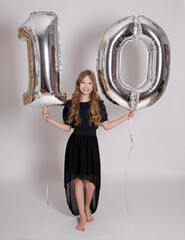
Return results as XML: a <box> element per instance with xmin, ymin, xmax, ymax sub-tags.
<box><xmin>83</xmin><ymin>89</ymin><xmax>90</xmax><ymax>92</ymax></box>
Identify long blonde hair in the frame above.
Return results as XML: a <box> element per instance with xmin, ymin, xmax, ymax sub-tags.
<box><xmin>67</xmin><ymin>70</ymin><xmax>101</xmax><ymax>126</ymax></box>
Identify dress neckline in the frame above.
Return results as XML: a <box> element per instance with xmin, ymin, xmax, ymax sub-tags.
<box><xmin>80</xmin><ymin>100</ymin><xmax>90</xmax><ymax>103</ymax></box>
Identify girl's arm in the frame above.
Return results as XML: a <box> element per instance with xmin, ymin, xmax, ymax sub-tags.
<box><xmin>101</xmin><ymin>110</ymin><xmax>135</xmax><ymax>130</ymax></box>
<box><xmin>42</xmin><ymin>107</ymin><xmax>71</xmax><ymax>132</ymax></box>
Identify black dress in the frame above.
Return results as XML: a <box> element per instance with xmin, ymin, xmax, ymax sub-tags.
<box><xmin>63</xmin><ymin>99</ymin><xmax>108</xmax><ymax>216</ymax></box>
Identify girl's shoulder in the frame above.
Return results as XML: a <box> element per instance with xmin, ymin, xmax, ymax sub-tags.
<box><xmin>67</xmin><ymin>99</ymin><xmax>72</xmax><ymax>104</ymax></box>
<box><xmin>99</xmin><ymin>99</ymin><xmax>105</xmax><ymax>105</ymax></box>
<box><xmin>99</xmin><ymin>99</ymin><xmax>107</xmax><ymax>110</ymax></box>
<box><xmin>64</xmin><ymin>99</ymin><xmax>72</xmax><ymax>108</ymax></box>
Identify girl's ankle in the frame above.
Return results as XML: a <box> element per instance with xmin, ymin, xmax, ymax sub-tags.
<box><xmin>80</xmin><ymin>213</ymin><xmax>86</xmax><ymax>219</ymax></box>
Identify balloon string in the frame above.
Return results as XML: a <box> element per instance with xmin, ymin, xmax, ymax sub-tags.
<box><xmin>45</xmin><ymin>118</ymin><xmax>49</xmax><ymax>206</ymax></box>
<box><xmin>125</xmin><ymin>117</ymin><xmax>133</xmax><ymax>212</ymax></box>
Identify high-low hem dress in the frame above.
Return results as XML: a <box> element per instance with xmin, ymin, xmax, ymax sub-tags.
<box><xmin>63</xmin><ymin>99</ymin><xmax>108</xmax><ymax>216</ymax></box>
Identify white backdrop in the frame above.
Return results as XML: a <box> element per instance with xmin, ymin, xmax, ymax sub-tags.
<box><xmin>0</xmin><ymin>0</ymin><xmax>185</xmax><ymax>239</ymax></box>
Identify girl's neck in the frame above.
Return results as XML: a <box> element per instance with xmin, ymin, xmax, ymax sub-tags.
<box><xmin>80</xmin><ymin>94</ymin><xmax>90</xmax><ymax>102</ymax></box>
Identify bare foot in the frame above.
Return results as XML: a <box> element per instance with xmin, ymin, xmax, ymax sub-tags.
<box><xmin>85</xmin><ymin>206</ymin><xmax>94</xmax><ymax>222</ymax></box>
<box><xmin>76</xmin><ymin>215</ymin><xmax>86</xmax><ymax>232</ymax></box>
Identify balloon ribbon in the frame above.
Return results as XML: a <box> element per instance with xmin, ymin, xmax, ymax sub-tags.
<box><xmin>45</xmin><ymin>118</ymin><xmax>49</xmax><ymax>206</ymax></box>
<box><xmin>125</xmin><ymin>118</ymin><xmax>133</xmax><ymax>212</ymax></box>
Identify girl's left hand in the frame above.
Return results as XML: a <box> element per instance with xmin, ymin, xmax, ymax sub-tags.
<box><xmin>124</xmin><ymin>109</ymin><xmax>135</xmax><ymax>120</ymax></box>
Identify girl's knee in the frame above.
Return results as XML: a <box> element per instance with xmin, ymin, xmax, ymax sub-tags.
<box><xmin>74</xmin><ymin>177</ymin><xmax>84</xmax><ymax>187</ymax></box>
<box><xmin>86</xmin><ymin>180</ymin><xmax>95</xmax><ymax>191</ymax></box>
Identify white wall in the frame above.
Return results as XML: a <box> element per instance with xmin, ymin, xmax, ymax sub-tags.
<box><xmin>0</xmin><ymin>0</ymin><xmax>184</xmax><ymax>187</ymax></box>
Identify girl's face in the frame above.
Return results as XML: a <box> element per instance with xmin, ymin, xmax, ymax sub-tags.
<box><xmin>79</xmin><ymin>76</ymin><xmax>93</xmax><ymax>96</ymax></box>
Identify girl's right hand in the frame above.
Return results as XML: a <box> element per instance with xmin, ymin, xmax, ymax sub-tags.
<box><xmin>42</xmin><ymin>107</ymin><xmax>50</xmax><ymax>120</ymax></box>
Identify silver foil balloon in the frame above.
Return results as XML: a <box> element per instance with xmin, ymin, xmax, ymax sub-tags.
<box><xmin>97</xmin><ymin>15</ymin><xmax>170</xmax><ymax>110</ymax></box>
<box><xmin>18</xmin><ymin>11</ymin><xmax>66</xmax><ymax>107</ymax></box>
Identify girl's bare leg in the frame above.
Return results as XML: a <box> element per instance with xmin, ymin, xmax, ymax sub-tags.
<box><xmin>74</xmin><ymin>178</ymin><xmax>86</xmax><ymax>231</ymax></box>
<box><xmin>85</xmin><ymin>180</ymin><xmax>95</xmax><ymax>222</ymax></box>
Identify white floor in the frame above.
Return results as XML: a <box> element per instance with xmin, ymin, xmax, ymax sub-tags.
<box><xmin>1</xmin><ymin>176</ymin><xmax>185</xmax><ymax>240</ymax></box>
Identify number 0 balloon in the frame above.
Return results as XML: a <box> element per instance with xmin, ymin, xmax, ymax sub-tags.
<box><xmin>18</xmin><ymin>11</ymin><xmax>66</xmax><ymax>107</ymax></box>
<box><xmin>97</xmin><ymin>15</ymin><xmax>170</xmax><ymax>110</ymax></box>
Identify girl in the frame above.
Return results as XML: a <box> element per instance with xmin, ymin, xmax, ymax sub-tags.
<box><xmin>42</xmin><ymin>70</ymin><xmax>134</xmax><ymax>232</ymax></box>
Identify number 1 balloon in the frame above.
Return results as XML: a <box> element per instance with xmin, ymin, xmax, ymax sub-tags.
<box><xmin>18</xmin><ymin>11</ymin><xmax>66</xmax><ymax>107</ymax></box>
<box><xmin>97</xmin><ymin>15</ymin><xmax>170</xmax><ymax>110</ymax></box>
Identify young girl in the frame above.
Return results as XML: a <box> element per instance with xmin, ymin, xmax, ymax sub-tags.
<box><xmin>42</xmin><ymin>70</ymin><xmax>134</xmax><ymax>232</ymax></box>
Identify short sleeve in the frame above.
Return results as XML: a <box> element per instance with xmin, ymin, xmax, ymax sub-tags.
<box><xmin>100</xmin><ymin>100</ymin><xmax>108</xmax><ymax>123</ymax></box>
<box><xmin>62</xmin><ymin>100</ymin><xmax>72</xmax><ymax>126</ymax></box>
